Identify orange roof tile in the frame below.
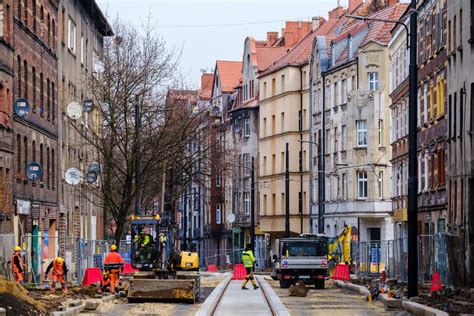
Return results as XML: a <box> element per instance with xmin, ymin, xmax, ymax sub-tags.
<box><xmin>255</xmin><ymin>47</ymin><xmax>289</xmax><ymax>71</ymax></box>
<box><xmin>215</xmin><ymin>60</ymin><xmax>243</xmax><ymax>93</ymax></box>
<box><xmin>199</xmin><ymin>73</ymin><xmax>214</xmax><ymax>100</ymax></box>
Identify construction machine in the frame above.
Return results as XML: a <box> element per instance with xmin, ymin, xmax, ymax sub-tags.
<box><xmin>327</xmin><ymin>225</ymin><xmax>352</xmax><ymax>274</ymax></box>
<box><xmin>126</xmin><ymin>215</ymin><xmax>200</xmax><ymax>303</ymax></box>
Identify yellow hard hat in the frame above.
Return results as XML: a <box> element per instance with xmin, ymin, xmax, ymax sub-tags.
<box><xmin>110</xmin><ymin>245</ymin><xmax>117</xmax><ymax>251</ymax></box>
<box><xmin>56</xmin><ymin>257</ymin><xmax>64</xmax><ymax>264</ymax></box>
<box><xmin>14</xmin><ymin>246</ymin><xmax>21</xmax><ymax>252</ymax></box>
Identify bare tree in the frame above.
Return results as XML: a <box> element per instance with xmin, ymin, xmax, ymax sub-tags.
<box><xmin>82</xmin><ymin>20</ymin><xmax>214</xmax><ymax>244</ymax></box>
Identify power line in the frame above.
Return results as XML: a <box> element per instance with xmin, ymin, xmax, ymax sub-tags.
<box><xmin>143</xmin><ymin>18</ymin><xmax>312</xmax><ymax>29</ymax></box>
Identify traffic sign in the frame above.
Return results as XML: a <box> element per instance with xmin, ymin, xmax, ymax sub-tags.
<box><xmin>14</xmin><ymin>98</ymin><xmax>30</xmax><ymax>117</ymax></box>
<box><xmin>26</xmin><ymin>162</ymin><xmax>43</xmax><ymax>181</ymax></box>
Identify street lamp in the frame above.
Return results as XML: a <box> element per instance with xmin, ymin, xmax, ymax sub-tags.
<box><xmin>298</xmin><ymin>134</ymin><xmax>325</xmax><ymax>235</ymax></box>
<box><xmin>345</xmin><ymin>0</ymin><xmax>418</xmax><ymax>297</ymax></box>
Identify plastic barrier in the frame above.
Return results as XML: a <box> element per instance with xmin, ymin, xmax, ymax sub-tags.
<box><xmin>430</xmin><ymin>272</ymin><xmax>442</xmax><ymax>293</ymax></box>
<box><xmin>207</xmin><ymin>264</ymin><xmax>218</xmax><ymax>272</ymax></box>
<box><xmin>122</xmin><ymin>263</ymin><xmax>138</xmax><ymax>274</ymax></box>
<box><xmin>231</xmin><ymin>263</ymin><xmax>247</xmax><ymax>280</ymax></box>
<box><xmin>82</xmin><ymin>267</ymin><xmax>102</xmax><ymax>286</ymax></box>
<box><xmin>331</xmin><ymin>264</ymin><xmax>350</xmax><ymax>281</ymax></box>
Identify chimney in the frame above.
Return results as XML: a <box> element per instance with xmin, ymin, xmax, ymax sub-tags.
<box><xmin>312</xmin><ymin>17</ymin><xmax>321</xmax><ymax>31</ymax></box>
<box><xmin>348</xmin><ymin>0</ymin><xmax>363</xmax><ymax>13</ymax></box>
<box><xmin>387</xmin><ymin>0</ymin><xmax>399</xmax><ymax>5</ymax></box>
<box><xmin>328</xmin><ymin>6</ymin><xmax>345</xmax><ymax>20</ymax></box>
<box><xmin>267</xmin><ymin>32</ymin><xmax>279</xmax><ymax>46</ymax></box>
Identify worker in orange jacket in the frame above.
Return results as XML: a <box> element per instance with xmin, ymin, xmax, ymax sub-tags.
<box><xmin>98</xmin><ymin>271</ymin><xmax>111</xmax><ymax>294</ymax></box>
<box><xmin>45</xmin><ymin>257</ymin><xmax>68</xmax><ymax>293</ymax></box>
<box><xmin>11</xmin><ymin>246</ymin><xmax>24</xmax><ymax>284</ymax></box>
<box><xmin>104</xmin><ymin>245</ymin><xmax>123</xmax><ymax>294</ymax></box>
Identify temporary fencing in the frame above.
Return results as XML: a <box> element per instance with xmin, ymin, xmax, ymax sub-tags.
<box><xmin>18</xmin><ymin>235</ymin><xmax>132</xmax><ymax>286</ymax></box>
<box><xmin>330</xmin><ymin>233</ymin><xmax>465</xmax><ymax>287</ymax></box>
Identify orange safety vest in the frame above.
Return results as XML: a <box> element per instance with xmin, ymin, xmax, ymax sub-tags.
<box><xmin>105</xmin><ymin>251</ymin><xmax>123</xmax><ymax>264</ymax></box>
<box><xmin>53</xmin><ymin>260</ymin><xmax>65</xmax><ymax>276</ymax></box>
<box><xmin>11</xmin><ymin>252</ymin><xmax>23</xmax><ymax>273</ymax></box>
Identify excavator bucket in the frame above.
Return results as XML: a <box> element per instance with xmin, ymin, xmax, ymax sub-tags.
<box><xmin>127</xmin><ymin>272</ymin><xmax>200</xmax><ymax>303</ymax></box>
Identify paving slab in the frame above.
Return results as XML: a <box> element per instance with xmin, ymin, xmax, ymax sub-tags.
<box><xmin>213</xmin><ymin>280</ymin><xmax>272</xmax><ymax>316</ymax></box>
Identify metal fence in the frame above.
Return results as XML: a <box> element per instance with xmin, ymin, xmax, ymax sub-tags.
<box><xmin>330</xmin><ymin>233</ymin><xmax>465</xmax><ymax>287</ymax></box>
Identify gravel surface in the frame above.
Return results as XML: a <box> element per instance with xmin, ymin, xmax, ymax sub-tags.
<box><xmin>92</xmin><ymin>272</ymin><xmax>229</xmax><ymax>315</ymax></box>
<box><xmin>265</xmin><ymin>277</ymin><xmax>409</xmax><ymax>316</ymax></box>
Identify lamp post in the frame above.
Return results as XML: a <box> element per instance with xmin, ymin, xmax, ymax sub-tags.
<box><xmin>346</xmin><ymin>1</ymin><xmax>418</xmax><ymax>297</ymax></box>
<box><xmin>250</xmin><ymin>156</ymin><xmax>255</xmax><ymax>253</ymax></box>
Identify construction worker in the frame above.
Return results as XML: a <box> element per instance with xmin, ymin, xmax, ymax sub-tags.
<box><xmin>11</xmin><ymin>246</ymin><xmax>24</xmax><ymax>284</ymax></box>
<box><xmin>98</xmin><ymin>271</ymin><xmax>111</xmax><ymax>294</ymax></box>
<box><xmin>104</xmin><ymin>245</ymin><xmax>123</xmax><ymax>294</ymax></box>
<box><xmin>241</xmin><ymin>243</ymin><xmax>259</xmax><ymax>290</ymax></box>
<box><xmin>45</xmin><ymin>257</ymin><xmax>68</xmax><ymax>293</ymax></box>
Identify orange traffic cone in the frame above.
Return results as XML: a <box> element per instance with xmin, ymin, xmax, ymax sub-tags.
<box><xmin>430</xmin><ymin>272</ymin><xmax>442</xmax><ymax>293</ymax></box>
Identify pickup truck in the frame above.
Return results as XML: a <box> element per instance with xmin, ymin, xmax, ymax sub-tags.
<box><xmin>272</xmin><ymin>235</ymin><xmax>328</xmax><ymax>289</ymax></box>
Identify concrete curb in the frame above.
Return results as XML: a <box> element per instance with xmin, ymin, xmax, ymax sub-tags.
<box><xmin>51</xmin><ymin>302</ymin><xmax>86</xmax><ymax>316</ymax></box>
<box><xmin>379</xmin><ymin>293</ymin><xmax>402</xmax><ymax>309</ymax></box>
<box><xmin>256</xmin><ymin>276</ymin><xmax>290</xmax><ymax>316</ymax></box>
<box><xmin>402</xmin><ymin>301</ymin><xmax>449</xmax><ymax>316</ymax></box>
<box><xmin>334</xmin><ymin>280</ymin><xmax>370</xmax><ymax>296</ymax></box>
<box><xmin>195</xmin><ymin>276</ymin><xmax>232</xmax><ymax>316</ymax></box>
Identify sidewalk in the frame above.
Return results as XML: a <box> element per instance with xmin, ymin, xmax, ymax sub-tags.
<box><xmin>213</xmin><ymin>280</ymin><xmax>272</xmax><ymax>316</ymax></box>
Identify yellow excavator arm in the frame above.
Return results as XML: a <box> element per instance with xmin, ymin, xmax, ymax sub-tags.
<box><xmin>327</xmin><ymin>225</ymin><xmax>352</xmax><ymax>265</ymax></box>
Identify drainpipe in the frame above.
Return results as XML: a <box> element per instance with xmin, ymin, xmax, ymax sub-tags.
<box><xmin>320</xmin><ymin>72</ymin><xmax>326</xmax><ymax>234</ymax></box>
<box><xmin>308</xmin><ymin>59</ymin><xmax>315</xmax><ymax>234</ymax></box>
<box><xmin>299</xmin><ymin>67</ymin><xmax>304</xmax><ymax>234</ymax></box>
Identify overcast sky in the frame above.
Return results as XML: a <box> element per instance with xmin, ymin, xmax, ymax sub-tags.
<box><xmin>95</xmin><ymin>0</ymin><xmax>346</xmax><ymax>87</ymax></box>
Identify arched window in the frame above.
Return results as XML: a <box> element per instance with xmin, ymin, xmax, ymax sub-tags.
<box><xmin>46</xmin><ymin>78</ymin><xmax>50</xmax><ymax>117</ymax></box>
<box><xmin>51</xmin><ymin>81</ymin><xmax>55</xmax><ymax>121</ymax></box>
<box><xmin>17</xmin><ymin>1</ymin><xmax>21</xmax><ymax>19</ymax></box>
<box><xmin>32</xmin><ymin>67</ymin><xmax>36</xmax><ymax>107</ymax></box>
<box><xmin>32</xmin><ymin>140</ymin><xmax>36</xmax><ymax>162</ymax></box>
<box><xmin>17</xmin><ymin>56</ymin><xmax>22</xmax><ymax>98</ymax></box>
<box><xmin>47</xmin><ymin>13</ymin><xmax>51</xmax><ymax>46</ymax></box>
<box><xmin>52</xmin><ymin>19</ymin><xmax>56</xmax><ymax>48</ymax></box>
<box><xmin>40</xmin><ymin>72</ymin><xmax>44</xmax><ymax>112</ymax></box>
<box><xmin>46</xmin><ymin>146</ymin><xmax>50</xmax><ymax>187</ymax></box>
<box><xmin>23</xmin><ymin>60</ymin><xmax>28</xmax><ymax>100</ymax></box>
<box><xmin>32</xmin><ymin>0</ymin><xmax>36</xmax><ymax>33</ymax></box>
<box><xmin>23</xmin><ymin>137</ymin><xmax>28</xmax><ymax>168</ymax></box>
<box><xmin>16</xmin><ymin>135</ymin><xmax>22</xmax><ymax>173</ymax></box>
<box><xmin>39</xmin><ymin>143</ymin><xmax>44</xmax><ymax>174</ymax></box>
<box><xmin>23</xmin><ymin>0</ymin><xmax>28</xmax><ymax>25</ymax></box>
<box><xmin>51</xmin><ymin>148</ymin><xmax>55</xmax><ymax>189</ymax></box>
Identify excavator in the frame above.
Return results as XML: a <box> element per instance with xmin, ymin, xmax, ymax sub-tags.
<box><xmin>126</xmin><ymin>215</ymin><xmax>200</xmax><ymax>303</ymax></box>
<box><xmin>327</xmin><ymin>225</ymin><xmax>352</xmax><ymax>275</ymax></box>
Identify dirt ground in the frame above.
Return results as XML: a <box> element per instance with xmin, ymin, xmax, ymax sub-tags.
<box><xmin>266</xmin><ymin>277</ymin><xmax>408</xmax><ymax>316</ymax></box>
<box><xmin>92</xmin><ymin>272</ymin><xmax>228</xmax><ymax>315</ymax></box>
<box><xmin>0</xmin><ymin>279</ymin><xmax>47</xmax><ymax>315</ymax></box>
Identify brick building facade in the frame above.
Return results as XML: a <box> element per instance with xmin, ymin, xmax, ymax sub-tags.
<box><xmin>0</xmin><ymin>0</ymin><xmax>14</xmax><ymax>234</ymax></box>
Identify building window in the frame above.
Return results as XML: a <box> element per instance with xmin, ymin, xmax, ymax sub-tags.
<box><xmin>23</xmin><ymin>60</ymin><xmax>28</xmax><ymax>100</ymax></box>
<box><xmin>342</xmin><ymin>173</ymin><xmax>348</xmax><ymax>200</ymax></box>
<box><xmin>342</xmin><ymin>79</ymin><xmax>347</xmax><ymax>104</ymax></box>
<box><xmin>81</xmin><ymin>35</ymin><xmax>84</xmax><ymax>65</ymax></box>
<box><xmin>378</xmin><ymin>120</ymin><xmax>383</xmax><ymax>147</ymax></box>
<box><xmin>67</xmin><ymin>18</ymin><xmax>76</xmax><ymax>52</ymax></box>
<box><xmin>281</xmin><ymin>74</ymin><xmax>285</xmax><ymax>93</ymax></box>
<box><xmin>32</xmin><ymin>0</ymin><xmax>36</xmax><ymax>32</ymax></box>
<box><xmin>378</xmin><ymin>171</ymin><xmax>383</xmax><ymax>199</ymax></box>
<box><xmin>16</xmin><ymin>135</ymin><xmax>21</xmax><ymax>173</ymax></box>
<box><xmin>243</xmin><ymin>117</ymin><xmax>250</xmax><ymax>137</ymax></box>
<box><xmin>32</xmin><ymin>67</ymin><xmax>36</xmax><ymax>107</ymax></box>
<box><xmin>40</xmin><ymin>73</ymin><xmax>44</xmax><ymax>112</ymax></box>
<box><xmin>263</xmin><ymin>82</ymin><xmax>267</xmax><ymax>99</ymax></box>
<box><xmin>341</xmin><ymin>125</ymin><xmax>347</xmax><ymax>150</ymax></box>
<box><xmin>23</xmin><ymin>137</ymin><xmax>28</xmax><ymax>169</ymax></box>
<box><xmin>216</xmin><ymin>203</ymin><xmax>221</xmax><ymax>224</ymax></box>
<box><xmin>357</xmin><ymin>171</ymin><xmax>368</xmax><ymax>199</ymax></box>
<box><xmin>216</xmin><ymin>174</ymin><xmax>221</xmax><ymax>187</ymax></box>
<box><xmin>368</xmin><ymin>72</ymin><xmax>379</xmax><ymax>91</ymax></box>
<box><xmin>17</xmin><ymin>56</ymin><xmax>22</xmax><ymax>98</ymax></box>
<box><xmin>242</xmin><ymin>153</ymin><xmax>250</xmax><ymax>176</ymax></box>
<box><xmin>244</xmin><ymin>192</ymin><xmax>250</xmax><ymax>215</ymax></box>
<box><xmin>281</xmin><ymin>112</ymin><xmax>285</xmax><ymax>132</ymax></box>
<box><xmin>272</xmin><ymin>78</ymin><xmax>276</xmax><ymax>96</ymax></box>
<box><xmin>356</xmin><ymin>120</ymin><xmax>367</xmax><ymax>147</ymax></box>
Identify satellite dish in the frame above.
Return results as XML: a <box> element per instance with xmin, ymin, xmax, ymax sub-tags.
<box><xmin>83</xmin><ymin>100</ymin><xmax>94</xmax><ymax>113</ymax></box>
<box><xmin>227</xmin><ymin>213</ymin><xmax>235</xmax><ymax>224</ymax></box>
<box><xmin>87</xmin><ymin>162</ymin><xmax>100</xmax><ymax>174</ymax></box>
<box><xmin>67</xmin><ymin>102</ymin><xmax>83</xmax><ymax>120</ymax></box>
<box><xmin>65</xmin><ymin>168</ymin><xmax>82</xmax><ymax>185</ymax></box>
<box><xmin>85</xmin><ymin>170</ymin><xmax>98</xmax><ymax>184</ymax></box>
<box><xmin>14</xmin><ymin>98</ymin><xmax>30</xmax><ymax>117</ymax></box>
<box><xmin>26</xmin><ymin>162</ymin><xmax>43</xmax><ymax>181</ymax></box>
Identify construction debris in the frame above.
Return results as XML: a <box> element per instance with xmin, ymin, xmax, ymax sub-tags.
<box><xmin>288</xmin><ymin>281</ymin><xmax>309</xmax><ymax>297</ymax></box>
<box><xmin>0</xmin><ymin>278</ymin><xmax>47</xmax><ymax>315</ymax></box>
